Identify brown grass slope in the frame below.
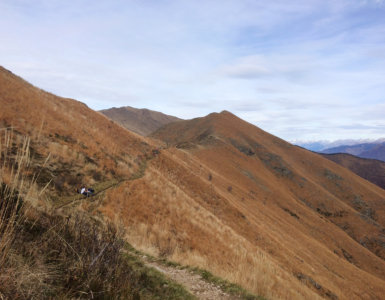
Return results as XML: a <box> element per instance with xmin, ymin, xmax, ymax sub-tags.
<box><xmin>140</xmin><ymin>111</ymin><xmax>385</xmax><ymax>299</ymax></box>
<box><xmin>0</xmin><ymin>66</ymin><xmax>258</xmax><ymax>299</ymax></box>
<box><xmin>100</xmin><ymin>106</ymin><xmax>182</xmax><ymax>136</ymax></box>
<box><xmin>0</xmin><ymin>130</ymin><xmax>197</xmax><ymax>299</ymax></box>
<box><xmin>0</xmin><ymin>66</ymin><xmax>155</xmax><ymax>197</ymax></box>
<box><xmin>322</xmin><ymin>153</ymin><xmax>385</xmax><ymax>190</ymax></box>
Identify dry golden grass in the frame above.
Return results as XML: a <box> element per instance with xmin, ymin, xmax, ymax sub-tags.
<box><xmin>150</xmin><ymin>112</ymin><xmax>385</xmax><ymax>298</ymax></box>
<box><xmin>103</xmin><ymin>126</ymin><xmax>385</xmax><ymax>300</ymax></box>
<box><xmin>0</xmin><ymin>129</ymin><xmax>188</xmax><ymax>300</ymax></box>
<box><xmin>102</xmin><ymin>165</ymin><xmax>322</xmax><ymax>300</ymax></box>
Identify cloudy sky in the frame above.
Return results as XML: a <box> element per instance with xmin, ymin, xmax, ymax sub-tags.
<box><xmin>1</xmin><ymin>0</ymin><xmax>384</xmax><ymax>141</ymax></box>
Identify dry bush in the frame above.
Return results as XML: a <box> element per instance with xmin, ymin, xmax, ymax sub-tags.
<box><xmin>0</xmin><ymin>209</ymin><xmax>132</xmax><ymax>299</ymax></box>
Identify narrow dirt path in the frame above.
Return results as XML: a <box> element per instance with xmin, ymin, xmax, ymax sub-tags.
<box><xmin>144</xmin><ymin>260</ymin><xmax>239</xmax><ymax>300</ymax></box>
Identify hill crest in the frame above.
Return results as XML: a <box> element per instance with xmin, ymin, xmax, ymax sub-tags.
<box><xmin>100</xmin><ymin>106</ymin><xmax>182</xmax><ymax>136</ymax></box>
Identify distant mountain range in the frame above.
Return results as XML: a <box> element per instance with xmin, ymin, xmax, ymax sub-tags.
<box><xmin>100</xmin><ymin>106</ymin><xmax>182</xmax><ymax>136</ymax></box>
<box><xmin>321</xmin><ymin>142</ymin><xmax>385</xmax><ymax>162</ymax></box>
<box><xmin>295</xmin><ymin>138</ymin><xmax>385</xmax><ymax>152</ymax></box>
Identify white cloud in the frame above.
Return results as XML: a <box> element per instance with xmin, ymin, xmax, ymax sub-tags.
<box><xmin>0</xmin><ymin>0</ymin><xmax>384</xmax><ymax>141</ymax></box>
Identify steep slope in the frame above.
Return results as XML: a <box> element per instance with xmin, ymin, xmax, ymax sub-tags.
<box><xmin>125</xmin><ymin>111</ymin><xmax>385</xmax><ymax>299</ymax></box>
<box><xmin>322</xmin><ymin>153</ymin><xmax>385</xmax><ymax>190</ymax></box>
<box><xmin>100</xmin><ymin>106</ymin><xmax>182</xmax><ymax>136</ymax></box>
<box><xmin>0</xmin><ymin>66</ymin><xmax>261</xmax><ymax>299</ymax></box>
<box><xmin>0</xmin><ymin>66</ymin><xmax>154</xmax><ymax>196</ymax></box>
<box><xmin>322</xmin><ymin>142</ymin><xmax>385</xmax><ymax>161</ymax></box>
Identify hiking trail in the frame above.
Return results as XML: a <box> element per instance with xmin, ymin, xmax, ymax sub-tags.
<box><xmin>143</xmin><ymin>258</ymin><xmax>239</xmax><ymax>300</ymax></box>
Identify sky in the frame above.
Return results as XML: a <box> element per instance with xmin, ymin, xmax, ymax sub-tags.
<box><xmin>1</xmin><ymin>0</ymin><xmax>384</xmax><ymax>142</ymax></box>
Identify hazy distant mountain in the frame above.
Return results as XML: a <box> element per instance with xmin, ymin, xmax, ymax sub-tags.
<box><xmin>100</xmin><ymin>106</ymin><xmax>182</xmax><ymax>136</ymax></box>
<box><xmin>293</xmin><ymin>141</ymin><xmax>331</xmax><ymax>152</ymax></box>
<box><xmin>322</xmin><ymin>153</ymin><xmax>385</xmax><ymax>190</ymax></box>
<box><xmin>322</xmin><ymin>142</ymin><xmax>385</xmax><ymax>162</ymax></box>
<box><xmin>295</xmin><ymin>138</ymin><xmax>384</xmax><ymax>152</ymax></box>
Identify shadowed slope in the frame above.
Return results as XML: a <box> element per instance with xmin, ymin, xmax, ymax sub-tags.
<box><xmin>322</xmin><ymin>153</ymin><xmax>385</xmax><ymax>190</ymax></box>
<box><xmin>100</xmin><ymin>106</ymin><xmax>182</xmax><ymax>136</ymax></box>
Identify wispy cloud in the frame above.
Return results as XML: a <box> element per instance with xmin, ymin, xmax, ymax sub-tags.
<box><xmin>0</xmin><ymin>0</ymin><xmax>384</xmax><ymax>141</ymax></box>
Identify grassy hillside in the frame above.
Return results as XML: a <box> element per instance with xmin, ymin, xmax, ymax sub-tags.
<box><xmin>0</xmin><ymin>130</ymin><xmax>198</xmax><ymax>299</ymax></box>
<box><xmin>0</xmin><ymin>67</ymin><xmax>262</xmax><ymax>299</ymax></box>
<box><xmin>0</xmin><ymin>66</ymin><xmax>158</xmax><ymax>198</ymax></box>
<box><xmin>2</xmin><ymin>66</ymin><xmax>385</xmax><ymax>299</ymax></box>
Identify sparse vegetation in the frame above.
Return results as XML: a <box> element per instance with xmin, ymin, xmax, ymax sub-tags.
<box><xmin>257</xmin><ymin>151</ymin><xmax>293</xmax><ymax>178</ymax></box>
<box><xmin>324</xmin><ymin>168</ymin><xmax>342</xmax><ymax>181</ymax></box>
<box><xmin>230</xmin><ymin>139</ymin><xmax>256</xmax><ymax>156</ymax></box>
<box><xmin>282</xmin><ymin>207</ymin><xmax>300</xmax><ymax>219</ymax></box>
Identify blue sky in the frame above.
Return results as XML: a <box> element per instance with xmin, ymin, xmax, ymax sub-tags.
<box><xmin>1</xmin><ymin>0</ymin><xmax>384</xmax><ymax>141</ymax></box>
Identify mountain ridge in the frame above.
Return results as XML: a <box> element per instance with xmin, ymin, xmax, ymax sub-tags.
<box><xmin>321</xmin><ymin>142</ymin><xmax>385</xmax><ymax>162</ymax></box>
<box><xmin>150</xmin><ymin>109</ymin><xmax>385</xmax><ymax>298</ymax></box>
<box><xmin>100</xmin><ymin>106</ymin><xmax>182</xmax><ymax>136</ymax></box>
<box><xmin>295</xmin><ymin>138</ymin><xmax>385</xmax><ymax>152</ymax></box>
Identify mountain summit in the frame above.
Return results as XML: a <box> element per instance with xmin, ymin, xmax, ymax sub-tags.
<box><xmin>150</xmin><ymin>110</ymin><xmax>385</xmax><ymax>298</ymax></box>
<box><xmin>100</xmin><ymin>106</ymin><xmax>182</xmax><ymax>136</ymax></box>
